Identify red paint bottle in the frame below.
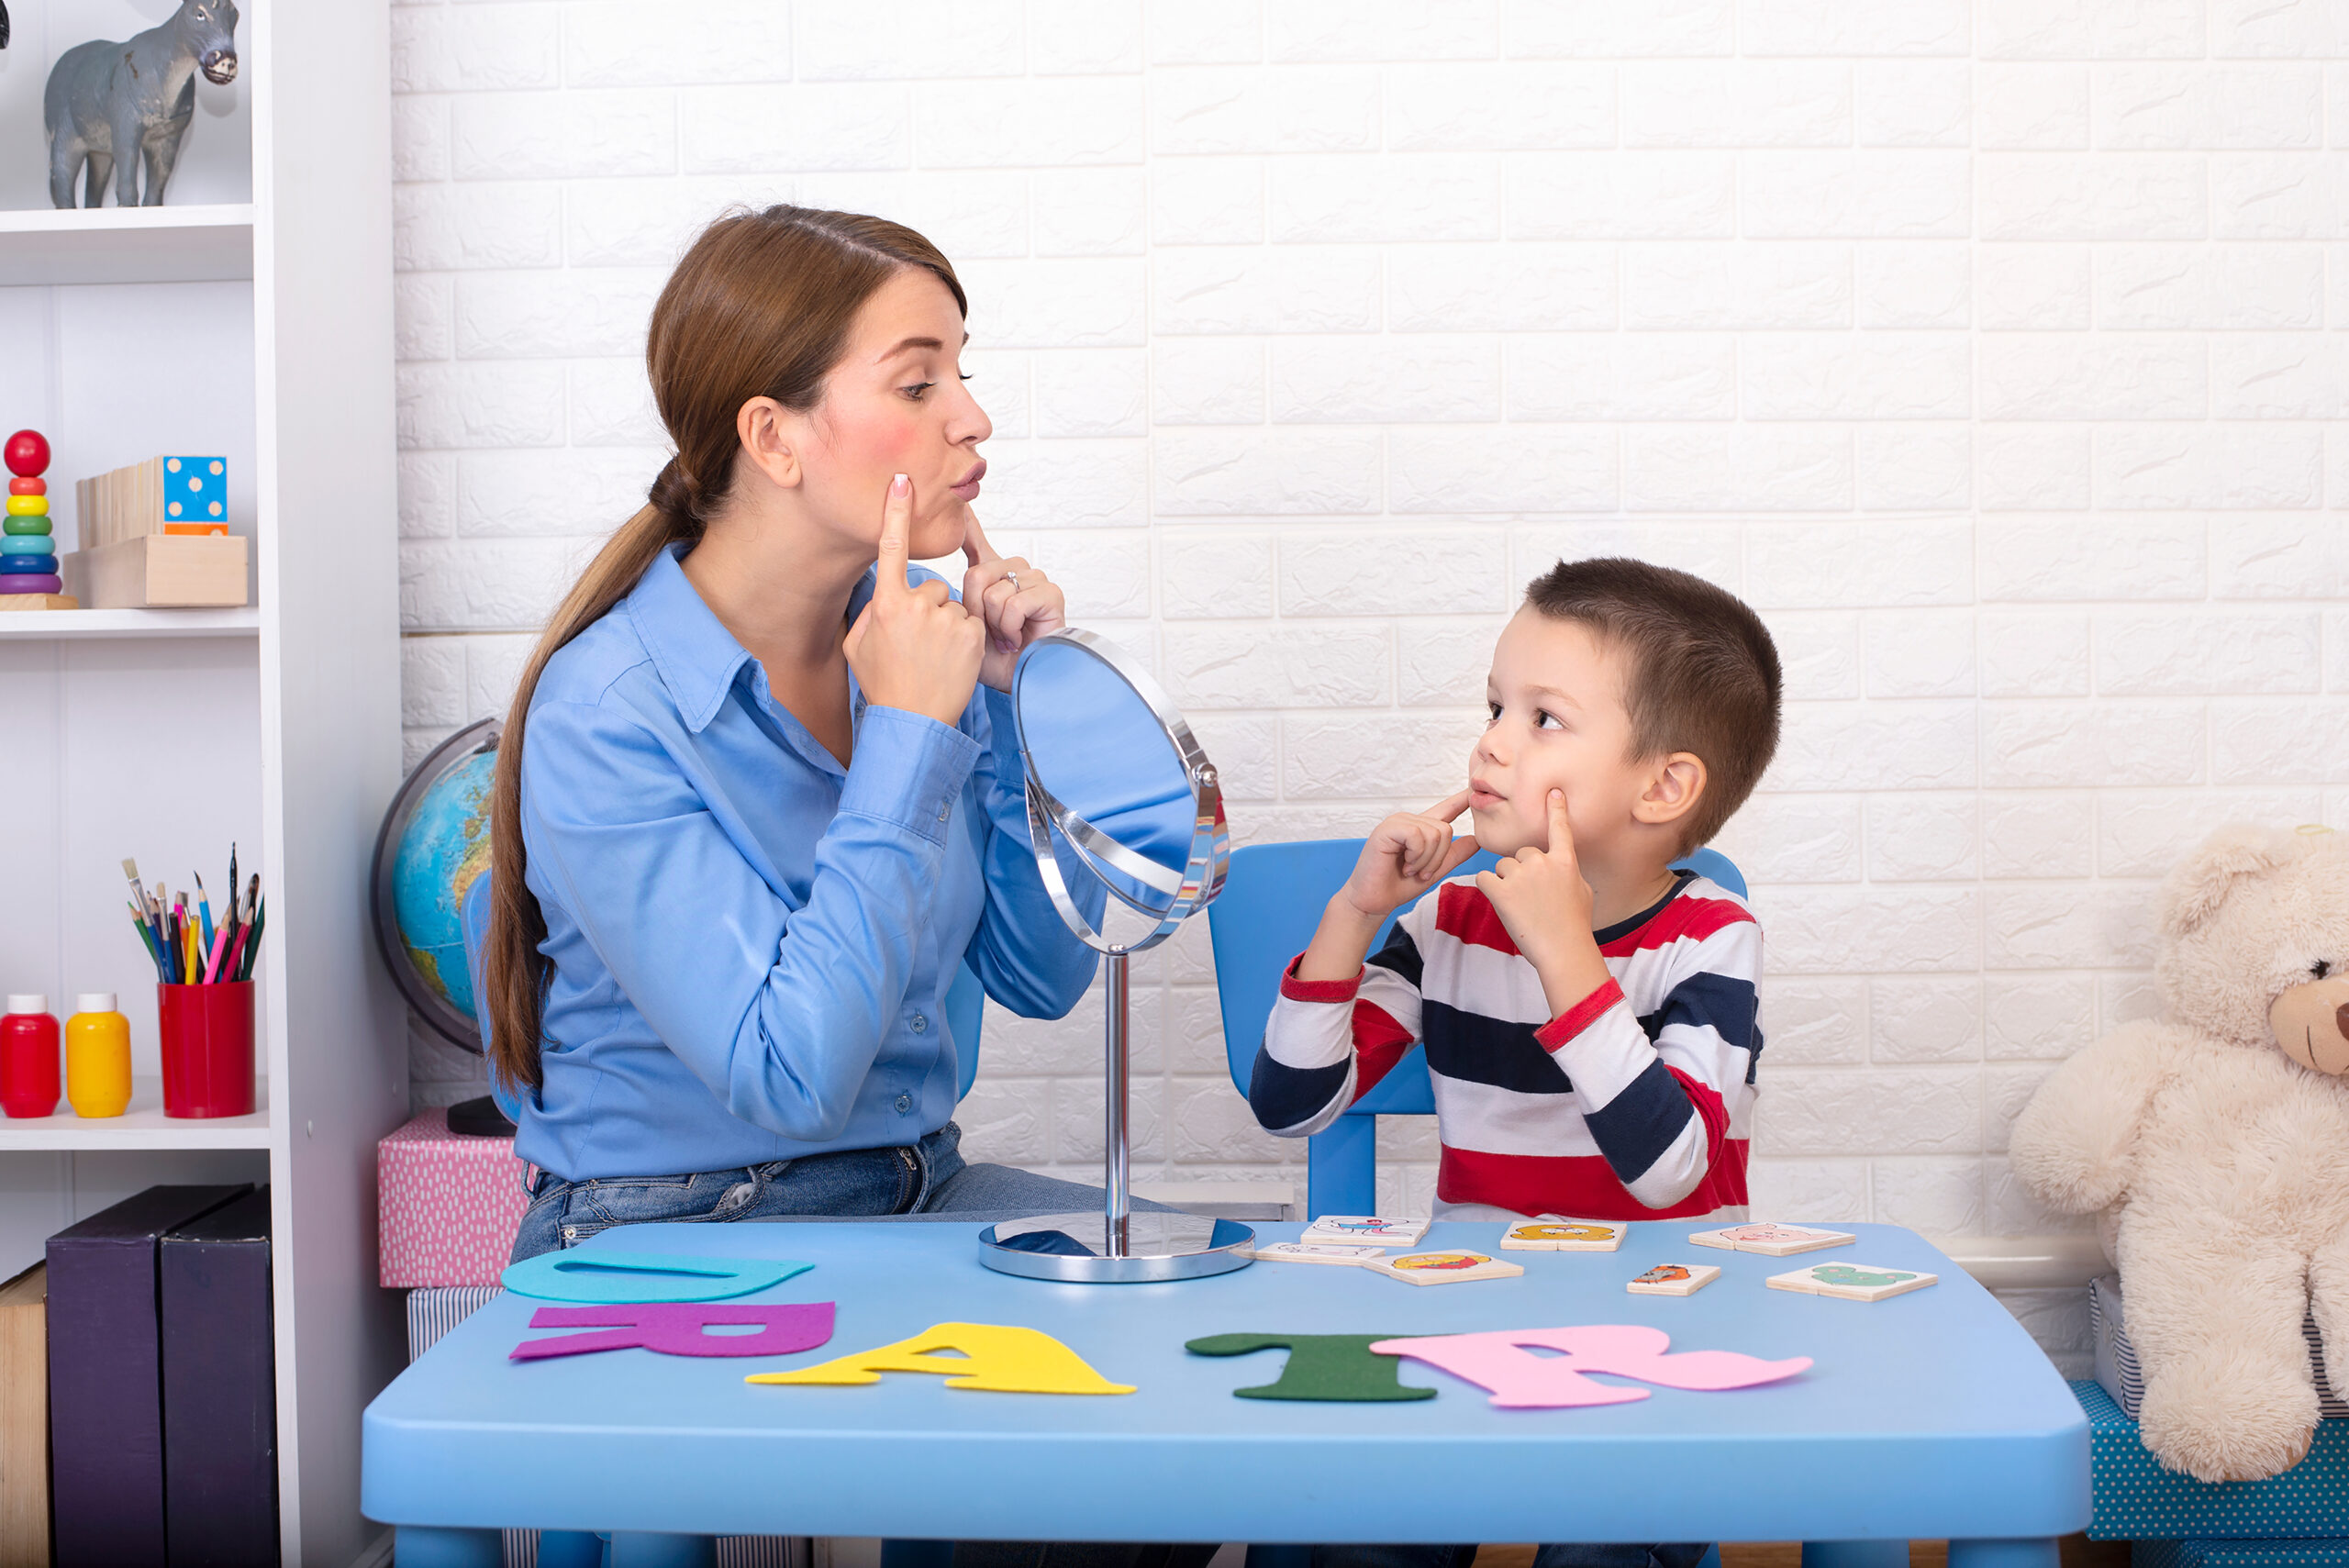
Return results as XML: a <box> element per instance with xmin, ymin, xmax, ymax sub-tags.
<box><xmin>1</xmin><ymin>995</ymin><xmax>61</xmax><ymax>1118</ymax></box>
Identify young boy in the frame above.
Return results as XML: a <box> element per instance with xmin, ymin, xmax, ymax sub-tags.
<box><xmin>1252</xmin><ymin>554</ymin><xmax>1782</xmax><ymax>1226</ymax></box>
<box><xmin>1248</xmin><ymin>558</ymin><xmax>1782</xmax><ymax>1568</ymax></box>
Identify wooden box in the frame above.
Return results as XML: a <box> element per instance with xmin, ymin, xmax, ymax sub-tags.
<box><xmin>61</xmin><ymin>534</ymin><xmax>248</xmax><ymax>608</ymax></box>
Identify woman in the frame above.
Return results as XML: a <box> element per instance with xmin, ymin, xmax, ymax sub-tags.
<box><xmin>485</xmin><ymin>206</ymin><xmax>1121</xmax><ymax>1261</ymax></box>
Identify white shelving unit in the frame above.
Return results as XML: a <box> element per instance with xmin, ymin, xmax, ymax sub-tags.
<box><xmin>0</xmin><ymin>5</ymin><xmax>403</xmax><ymax>1565</ymax></box>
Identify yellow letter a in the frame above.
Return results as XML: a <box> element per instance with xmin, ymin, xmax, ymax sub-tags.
<box><xmin>747</xmin><ymin>1320</ymin><xmax>1134</xmax><ymax>1395</ymax></box>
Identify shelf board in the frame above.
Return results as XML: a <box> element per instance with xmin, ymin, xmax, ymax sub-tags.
<box><xmin>0</xmin><ymin>1076</ymin><xmax>270</xmax><ymax>1151</ymax></box>
<box><xmin>0</xmin><ymin>605</ymin><xmax>259</xmax><ymax>639</ymax></box>
<box><xmin>0</xmin><ymin>204</ymin><xmax>255</xmax><ymax>286</ymax></box>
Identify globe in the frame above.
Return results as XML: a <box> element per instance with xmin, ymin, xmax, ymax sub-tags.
<box><xmin>371</xmin><ymin>718</ymin><xmax>500</xmax><ymax>1050</ymax></box>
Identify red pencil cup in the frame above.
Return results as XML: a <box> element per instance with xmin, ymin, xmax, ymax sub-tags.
<box><xmin>158</xmin><ymin>982</ymin><xmax>255</xmax><ymax>1118</ymax></box>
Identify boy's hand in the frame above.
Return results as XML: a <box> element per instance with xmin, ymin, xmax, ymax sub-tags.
<box><xmin>1340</xmin><ymin>789</ymin><xmax>1483</xmax><ymax>921</ymax></box>
<box><xmin>1478</xmin><ymin>789</ymin><xmax>1610</xmax><ymax>1013</ymax></box>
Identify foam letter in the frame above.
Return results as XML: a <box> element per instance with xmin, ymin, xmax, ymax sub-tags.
<box><xmin>1186</xmin><ymin>1333</ymin><xmax>1435</xmax><ymax>1401</ymax></box>
<box><xmin>501</xmin><ymin>1250</ymin><xmax>812</xmax><ymax>1305</ymax></box>
<box><xmin>748</xmin><ymin>1321</ymin><xmax>1134</xmax><ymax>1395</ymax></box>
<box><xmin>1370</xmin><ymin>1324</ymin><xmax>1809</xmax><ymax>1409</ymax></box>
<box><xmin>511</xmin><ymin>1302</ymin><xmax>836</xmax><ymax>1362</ymax></box>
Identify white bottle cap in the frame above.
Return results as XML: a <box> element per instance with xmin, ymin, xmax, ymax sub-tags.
<box><xmin>73</xmin><ymin>994</ymin><xmax>117</xmax><ymax>1016</ymax></box>
<box><xmin>5</xmin><ymin>995</ymin><xmax>47</xmax><ymax>1016</ymax></box>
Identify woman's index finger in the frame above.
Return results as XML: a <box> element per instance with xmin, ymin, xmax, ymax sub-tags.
<box><xmin>961</xmin><ymin>505</ymin><xmax>1000</xmax><ymax>568</ymax></box>
<box><xmin>875</xmin><ymin>473</ymin><xmax>913</xmax><ymax>592</ymax></box>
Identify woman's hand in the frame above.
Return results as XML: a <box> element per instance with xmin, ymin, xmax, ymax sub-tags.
<box><xmin>844</xmin><ymin>474</ymin><xmax>985</xmax><ymax>728</ymax></box>
<box><xmin>960</xmin><ymin>507</ymin><xmax>1066</xmax><ymax>693</ymax></box>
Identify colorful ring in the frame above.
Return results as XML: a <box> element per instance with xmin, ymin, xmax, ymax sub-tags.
<box><xmin>1</xmin><ymin>516</ymin><xmax>51</xmax><ymax>536</ymax></box>
<box><xmin>5</xmin><ymin>495</ymin><xmax>47</xmax><ymax>517</ymax></box>
<box><xmin>0</xmin><ymin>535</ymin><xmax>55</xmax><ymax>555</ymax></box>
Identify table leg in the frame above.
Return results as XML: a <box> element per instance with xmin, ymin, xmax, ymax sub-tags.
<box><xmin>1800</xmin><ymin>1545</ymin><xmax>1907</xmax><ymax>1567</ymax></box>
<box><xmin>1945</xmin><ymin>1540</ymin><xmax>2060</xmax><ymax>1568</ymax></box>
<box><xmin>393</xmin><ymin>1525</ymin><xmax>503</xmax><ymax>1566</ymax></box>
<box><xmin>540</xmin><ymin>1529</ymin><xmax>607</xmax><ymax>1567</ymax></box>
<box><xmin>607</xmin><ymin>1533</ymin><xmax>718</xmax><ymax>1567</ymax></box>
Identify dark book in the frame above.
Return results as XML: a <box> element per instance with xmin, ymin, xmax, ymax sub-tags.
<box><xmin>161</xmin><ymin>1187</ymin><xmax>279</xmax><ymax>1567</ymax></box>
<box><xmin>46</xmin><ymin>1184</ymin><xmax>250</xmax><ymax>1568</ymax></box>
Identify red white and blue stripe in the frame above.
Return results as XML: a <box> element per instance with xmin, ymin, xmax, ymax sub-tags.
<box><xmin>1249</xmin><ymin>872</ymin><xmax>1761</xmax><ymax>1222</ymax></box>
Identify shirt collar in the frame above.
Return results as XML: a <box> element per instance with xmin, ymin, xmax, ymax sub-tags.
<box><xmin>625</xmin><ymin>545</ymin><xmax>754</xmax><ymax>734</ymax></box>
<box><xmin>625</xmin><ymin>546</ymin><xmax>886</xmax><ymax>735</ymax></box>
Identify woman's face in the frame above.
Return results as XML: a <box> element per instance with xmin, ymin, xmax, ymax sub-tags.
<box><xmin>797</xmin><ymin>268</ymin><xmax>991</xmax><ymax>562</ymax></box>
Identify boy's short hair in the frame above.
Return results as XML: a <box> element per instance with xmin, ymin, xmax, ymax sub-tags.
<box><xmin>1523</xmin><ymin>557</ymin><xmax>1781</xmax><ymax>851</ymax></box>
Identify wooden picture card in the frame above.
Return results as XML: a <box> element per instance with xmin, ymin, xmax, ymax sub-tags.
<box><xmin>1249</xmin><ymin>1241</ymin><xmax>1386</xmax><ymax>1267</ymax></box>
<box><xmin>1371</xmin><ymin>1250</ymin><xmax>1524</xmax><ymax>1286</ymax></box>
<box><xmin>1626</xmin><ymin>1262</ymin><xmax>1720</xmax><ymax>1296</ymax></box>
<box><xmin>1298</xmin><ymin>1216</ymin><xmax>1431</xmax><ymax>1248</ymax></box>
<box><xmin>1766</xmin><ymin>1262</ymin><xmax>1938</xmax><ymax>1302</ymax></box>
<box><xmin>1689</xmin><ymin>1223</ymin><xmax>1855</xmax><ymax>1257</ymax></box>
<box><xmin>1500</xmin><ymin>1219</ymin><xmax>1627</xmax><ymax>1251</ymax></box>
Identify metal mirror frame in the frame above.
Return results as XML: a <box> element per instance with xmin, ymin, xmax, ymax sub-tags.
<box><xmin>977</xmin><ymin>628</ymin><xmax>1253</xmax><ymax>1284</ymax></box>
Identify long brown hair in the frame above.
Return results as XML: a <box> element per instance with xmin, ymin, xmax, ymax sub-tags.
<box><xmin>484</xmin><ymin>206</ymin><xmax>967</xmax><ymax>1093</ymax></box>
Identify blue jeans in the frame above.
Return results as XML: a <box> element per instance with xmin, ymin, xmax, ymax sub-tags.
<box><xmin>1312</xmin><ymin>1546</ymin><xmax>1709</xmax><ymax>1568</ymax></box>
<box><xmin>511</xmin><ymin>1120</ymin><xmax>1160</xmax><ymax>1262</ymax></box>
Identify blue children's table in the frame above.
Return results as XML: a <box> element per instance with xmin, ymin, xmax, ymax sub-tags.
<box><xmin>363</xmin><ymin>1220</ymin><xmax>2088</xmax><ymax>1566</ymax></box>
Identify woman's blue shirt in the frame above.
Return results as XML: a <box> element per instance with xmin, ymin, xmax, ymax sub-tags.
<box><xmin>509</xmin><ymin>544</ymin><xmax>1096</xmax><ymax>1180</ymax></box>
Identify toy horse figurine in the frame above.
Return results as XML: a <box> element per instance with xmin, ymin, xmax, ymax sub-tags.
<box><xmin>44</xmin><ymin>0</ymin><xmax>240</xmax><ymax>209</ymax></box>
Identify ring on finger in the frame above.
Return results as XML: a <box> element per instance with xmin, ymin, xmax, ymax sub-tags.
<box><xmin>1004</xmin><ymin>570</ymin><xmax>1023</xmax><ymax>592</ymax></box>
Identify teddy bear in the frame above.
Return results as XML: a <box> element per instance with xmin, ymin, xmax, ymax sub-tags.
<box><xmin>2009</xmin><ymin>823</ymin><xmax>2349</xmax><ymax>1484</ymax></box>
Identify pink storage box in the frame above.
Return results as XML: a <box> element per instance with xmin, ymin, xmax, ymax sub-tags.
<box><xmin>378</xmin><ymin>1108</ymin><xmax>531</xmax><ymax>1287</ymax></box>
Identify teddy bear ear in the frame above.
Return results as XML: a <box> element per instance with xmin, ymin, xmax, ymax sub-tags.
<box><xmin>2159</xmin><ymin>823</ymin><xmax>2305</xmax><ymax>939</ymax></box>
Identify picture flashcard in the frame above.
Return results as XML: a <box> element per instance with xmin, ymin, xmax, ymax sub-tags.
<box><xmin>1299</xmin><ymin>1216</ymin><xmax>1431</xmax><ymax>1247</ymax></box>
<box><xmin>1250</xmin><ymin>1241</ymin><xmax>1386</xmax><ymax>1266</ymax></box>
<box><xmin>1625</xmin><ymin>1262</ymin><xmax>1721</xmax><ymax>1297</ymax></box>
<box><xmin>1689</xmin><ymin>1223</ymin><xmax>1855</xmax><ymax>1257</ymax></box>
<box><xmin>1765</xmin><ymin>1262</ymin><xmax>1938</xmax><ymax>1303</ymax></box>
<box><xmin>1370</xmin><ymin>1250</ymin><xmax>1525</xmax><ymax>1286</ymax></box>
<box><xmin>1499</xmin><ymin>1219</ymin><xmax>1628</xmax><ymax>1251</ymax></box>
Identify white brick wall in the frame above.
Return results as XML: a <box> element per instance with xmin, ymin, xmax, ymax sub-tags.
<box><xmin>390</xmin><ymin>4</ymin><xmax>2349</xmax><ymax>1295</ymax></box>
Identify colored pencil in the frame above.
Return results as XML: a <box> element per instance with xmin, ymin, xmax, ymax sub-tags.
<box><xmin>195</xmin><ymin>873</ymin><xmax>215</xmax><ymax>953</ymax></box>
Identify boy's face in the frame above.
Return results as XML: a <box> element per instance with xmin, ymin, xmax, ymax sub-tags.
<box><xmin>1470</xmin><ymin>609</ymin><xmax>1652</xmax><ymax>859</ymax></box>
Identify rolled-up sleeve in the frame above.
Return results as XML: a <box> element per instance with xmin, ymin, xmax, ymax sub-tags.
<box><xmin>521</xmin><ymin>695</ymin><xmax>982</xmax><ymax>1144</ymax></box>
<box><xmin>961</xmin><ymin>685</ymin><xmax>1101</xmax><ymax>1018</ymax></box>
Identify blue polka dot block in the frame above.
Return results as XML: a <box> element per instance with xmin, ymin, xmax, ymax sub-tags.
<box><xmin>2076</xmin><ymin>1380</ymin><xmax>2349</xmax><ymax>1542</ymax></box>
<box><xmin>161</xmin><ymin>455</ymin><xmax>228</xmax><ymax>528</ymax></box>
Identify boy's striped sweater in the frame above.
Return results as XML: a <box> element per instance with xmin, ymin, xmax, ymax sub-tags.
<box><xmin>1248</xmin><ymin>871</ymin><xmax>1761</xmax><ymax>1221</ymax></box>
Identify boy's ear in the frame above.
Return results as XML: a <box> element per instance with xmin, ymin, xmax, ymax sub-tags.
<box><xmin>1631</xmin><ymin>752</ymin><xmax>1706</xmax><ymax>830</ymax></box>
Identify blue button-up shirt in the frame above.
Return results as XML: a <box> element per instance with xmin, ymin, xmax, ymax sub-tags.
<box><xmin>510</xmin><ymin>544</ymin><xmax>1097</xmax><ymax>1181</ymax></box>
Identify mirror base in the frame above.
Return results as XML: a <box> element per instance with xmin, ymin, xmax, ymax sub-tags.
<box><xmin>975</xmin><ymin>1212</ymin><xmax>1257</xmax><ymax>1284</ymax></box>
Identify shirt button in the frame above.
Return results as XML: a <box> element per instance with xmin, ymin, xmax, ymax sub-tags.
<box><xmin>910</xmin><ymin>1014</ymin><xmax>928</xmax><ymax>1033</ymax></box>
<box><xmin>894</xmin><ymin>1094</ymin><xmax>913</xmax><ymax>1113</ymax></box>
<box><xmin>938</xmin><ymin>799</ymin><xmax>952</xmax><ymax>821</ymax></box>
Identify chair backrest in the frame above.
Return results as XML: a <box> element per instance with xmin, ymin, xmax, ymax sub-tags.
<box><xmin>456</xmin><ymin>870</ymin><xmax>988</xmax><ymax>1124</ymax></box>
<box><xmin>1207</xmin><ymin>839</ymin><xmax>1746</xmax><ymax>1217</ymax></box>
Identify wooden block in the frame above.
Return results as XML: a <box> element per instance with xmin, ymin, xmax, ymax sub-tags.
<box><xmin>1626</xmin><ymin>1262</ymin><xmax>1721</xmax><ymax>1296</ymax></box>
<box><xmin>0</xmin><ymin>1262</ymin><xmax>48</xmax><ymax>1566</ymax></box>
<box><xmin>61</xmin><ymin>534</ymin><xmax>247</xmax><ymax>608</ymax></box>
<box><xmin>1298</xmin><ymin>1216</ymin><xmax>1430</xmax><ymax>1248</ymax></box>
<box><xmin>1766</xmin><ymin>1262</ymin><xmax>1937</xmax><ymax>1302</ymax></box>
<box><xmin>1500</xmin><ymin>1219</ymin><xmax>1628</xmax><ymax>1251</ymax></box>
<box><xmin>1689</xmin><ymin>1223</ymin><xmax>1855</xmax><ymax>1256</ymax></box>
<box><xmin>0</xmin><ymin>593</ymin><xmax>79</xmax><ymax>611</ymax></box>
<box><xmin>1248</xmin><ymin>1242</ymin><xmax>1386</xmax><ymax>1267</ymax></box>
<box><xmin>1370</xmin><ymin>1250</ymin><xmax>1524</xmax><ymax>1286</ymax></box>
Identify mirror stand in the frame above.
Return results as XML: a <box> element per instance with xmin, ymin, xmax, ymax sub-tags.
<box><xmin>975</xmin><ymin>630</ymin><xmax>1256</xmax><ymax>1284</ymax></box>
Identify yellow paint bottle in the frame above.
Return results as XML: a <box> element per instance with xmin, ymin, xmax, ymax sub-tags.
<box><xmin>65</xmin><ymin>994</ymin><xmax>131</xmax><ymax>1118</ymax></box>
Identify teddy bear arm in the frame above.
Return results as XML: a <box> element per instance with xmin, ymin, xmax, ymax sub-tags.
<box><xmin>2008</xmin><ymin>1022</ymin><xmax>2182</xmax><ymax>1214</ymax></box>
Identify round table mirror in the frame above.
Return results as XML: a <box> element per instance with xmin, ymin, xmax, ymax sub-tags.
<box><xmin>976</xmin><ymin>628</ymin><xmax>1253</xmax><ymax>1283</ymax></box>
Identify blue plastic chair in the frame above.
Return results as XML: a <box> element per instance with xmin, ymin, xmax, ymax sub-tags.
<box><xmin>1208</xmin><ymin>840</ymin><xmax>1746</xmax><ymax>1219</ymax></box>
<box><xmin>456</xmin><ymin>871</ymin><xmax>986</xmax><ymax>1122</ymax></box>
